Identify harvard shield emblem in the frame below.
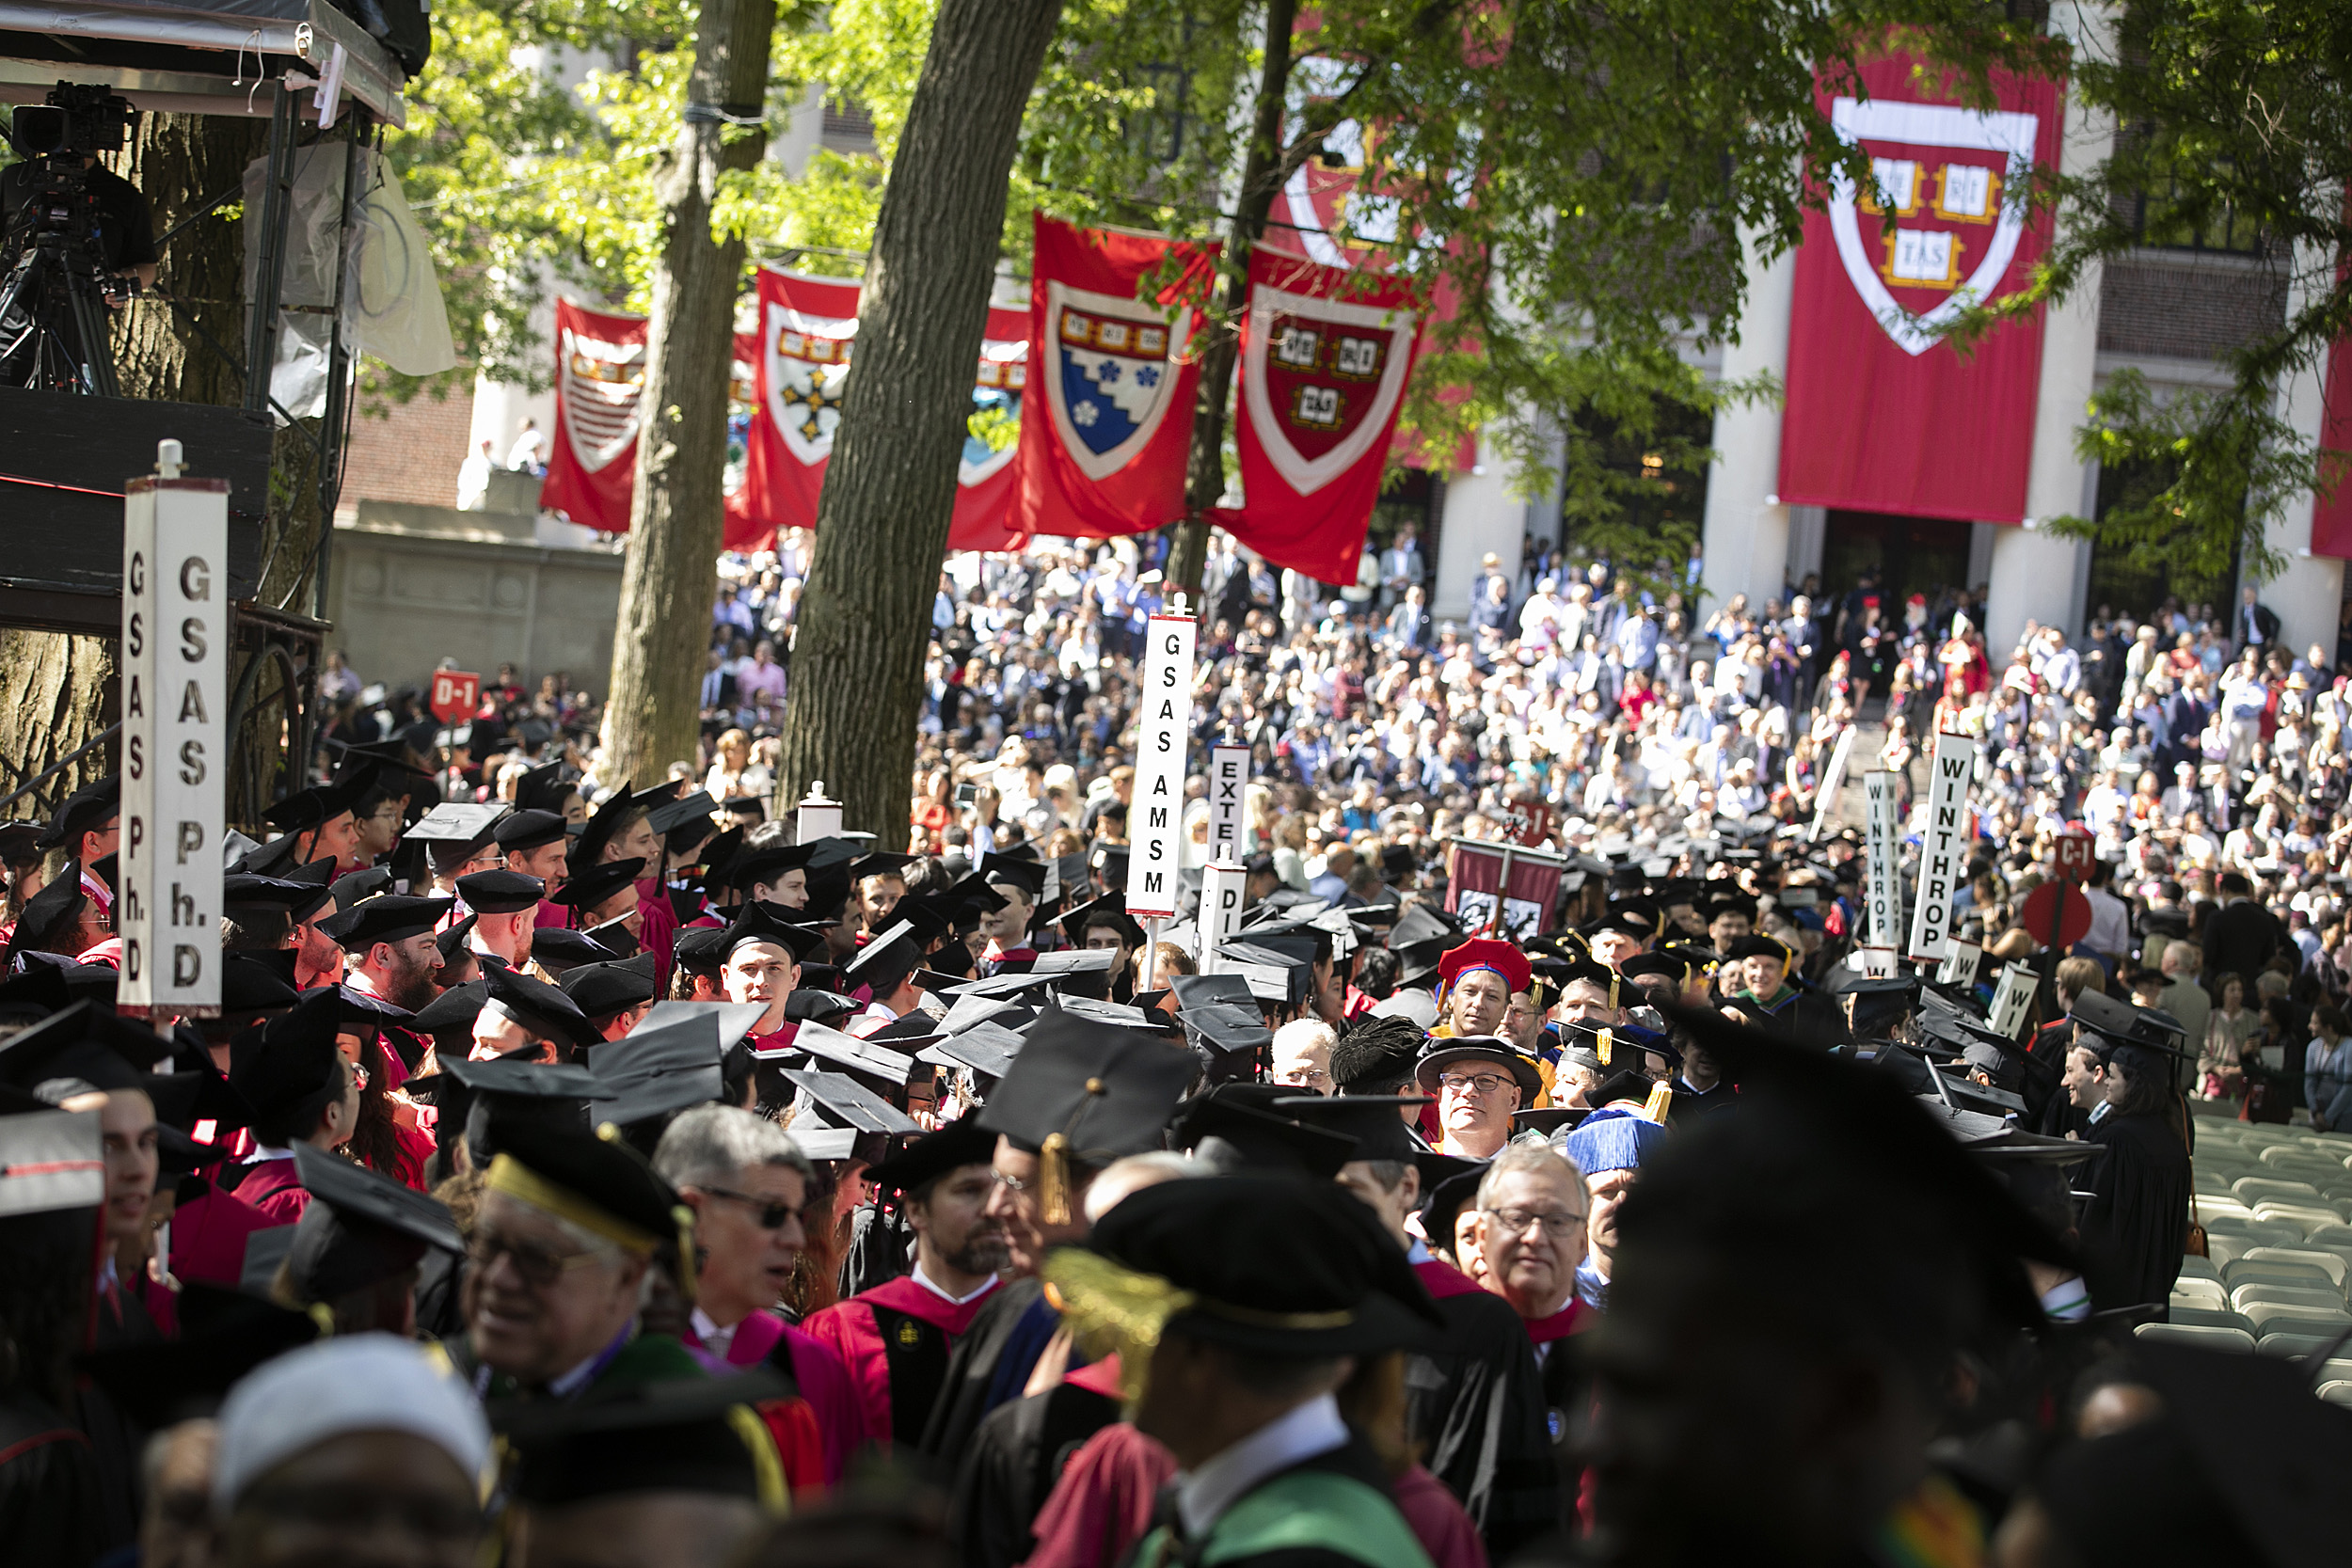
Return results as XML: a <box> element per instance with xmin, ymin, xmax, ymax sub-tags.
<box><xmin>762</xmin><ymin>297</ymin><xmax>857</xmax><ymax>464</ymax></box>
<box><xmin>1825</xmin><ymin>96</ymin><xmax>2040</xmax><ymax>357</ymax></box>
<box><xmin>1043</xmin><ymin>282</ymin><xmax>1193</xmax><ymax>482</ymax></box>
<box><xmin>558</xmin><ymin>325</ymin><xmax>644</xmax><ymax>473</ymax></box>
<box><xmin>1238</xmin><ymin>279</ymin><xmax>1417</xmax><ymax>498</ymax></box>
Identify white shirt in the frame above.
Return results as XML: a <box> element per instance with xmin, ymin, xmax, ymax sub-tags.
<box><xmin>1175</xmin><ymin>1393</ymin><xmax>1349</xmax><ymax>1541</ymax></box>
<box><xmin>691</xmin><ymin>1306</ymin><xmax>738</xmax><ymax>1359</ymax></box>
<box><xmin>910</xmin><ymin>1263</ymin><xmax>999</xmax><ymax>1309</ymax></box>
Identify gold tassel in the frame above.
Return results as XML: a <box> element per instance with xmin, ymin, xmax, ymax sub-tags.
<box><xmin>1597</xmin><ymin>1027</ymin><xmax>1613</xmax><ymax>1067</ymax></box>
<box><xmin>1043</xmin><ymin>1247</ymin><xmax>1196</xmax><ymax>1408</ymax></box>
<box><xmin>673</xmin><ymin>1205</ymin><xmax>698</xmax><ymax>1306</ymax></box>
<box><xmin>1643</xmin><ymin>1079</ymin><xmax>1675</xmax><ymax>1123</ymax></box>
<box><xmin>307</xmin><ymin>1302</ymin><xmax>337</xmax><ymax>1338</ymax></box>
<box><xmin>1040</xmin><ymin>1132</ymin><xmax>1073</xmax><ymax>1227</ymax></box>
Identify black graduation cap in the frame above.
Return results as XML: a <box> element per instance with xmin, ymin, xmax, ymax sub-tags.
<box><xmin>979</xmin><ymin>852</ymin><xmax>1046</xmax><ymax>903</ymax></box>
<box><xmin>74</xmin><ymin>1282</ymin><xmax>320</xmax><ymax>1430</ymax></box>
<box><xmin>402</xmin><ymin>801</ymin><xmax>511</xmax><ymax>859</ymax></box>
<box><xmin>583</xmin><ymin>914</ymin><xmax>643</xmax><ymax>960</ymax></box>
<box><xmin>935</xmin><ymin>989</ymin><xmax>1033</xmax><ymax>1037</ymax></box>
<box><xmin>407</xmin><ymin>979</ymin><xmax>489</xmax><ymax>1039</ymax></box>
<box><xmin>0</xmin><ymin>1001</ymin><xmax>173</xmax><ymax>1094</ymax></box>
<box><xmin>2</xmin><ymin>863</ymin><xmax>87</xmax><ymax>966</ymax></box>
<box><xmin>944</xmin><ymin>968</ymin><xmax>1070</xmax><ymax>1001</ymax></box>
<box><xmin>727</xmin><ymin>843</ymin><xmax>818</xmax><ymax>894</ymax></box>
<box><xmin>0</xmin><ymin>820</ymin><xmax>40</xmax><ymax>864</ymax></box>
<box><xmin>668</xmin><ymin>924</ymin><xmax>732</xmax><ymax>977</ymax></box>
<box><xmin>36</xmin><ymin>774</ymin><xmax>119</xmax><ymax>852</ymax></box>
<box><xmin>863</xmin><ymin>1011</ymin><xmax>946</xmax><ymax>1051</ymax></box>
<box><xmin>1168</xmin><ymin>972</ymin><xmax>1253</xmax><ymax>1012</ymax></box>
<box><xmin>1276</xmin><ymin>1093</ymin><xmax>1428</xmax><ymax>1164</ymax></box>
<box><xmin>415</xmin><ymin>1053</ymin><xmax>612</xmax><ymax>1163</ymax></box>
<box><xmin>552</xmin><ymin>858</ymin><xmax>644</xmax><ymax>913</ymax></box>
<box><xmin>1177</xmin><ymin>1004</ymin><xmax>1273</xmax><ymax>1060</ymax></box>
<box><xmin>1417</xmin><ymin>1161</ymin><xmax>1487</xmax><ymax>1258</ymax></box>
<box><xmin>847</xmin><ymin>850</ymin><xmax>916</xmax><ymax>884</ymax></box>
<box><xmin>264</xmin><ymin>765</ymin><xmax>380</xmax><ymax>833</ymax></box>
<box><xmin>917</xmin><ymin>1021</ymin><xmax>1025</xmax><ymax>1085</ymax></box>
<box><xmin>590</xmin><ymin>1011</ymin><xmax>725</xmax><ymax>1139</ymax></box>
<box><xmin>493</xmin><ymin>809</ymin><xmax>569</xmax><ymax>857</ymax></box>
<box><xmin>694</xmin><ymin>825</ymin><xmax>747</xmax><ymax>889</ymax></box>
<box><xmin>330</xmin><ymin>736</ymin><xmax>437</xmax><ymax>787</ymax></box>
<box><xmin>1172</xmin><ymin>1084</ymin><xmax>1359</xmax><ymax>1178</ymax></box>
<box><xmin>514</xmin><ymin>761</ymin><xmax>580</xmax><ymax>818</ymax></box>
<box><xmin>1588</xmin><ymin>901</ymin><xmax>1661</xmax><ymax>942</ymax></box>
<box><xmin>228</xmin><ymin>990</ymin><xmax>346</xmax><ymax>1131</ymax></box>
<box><xmin>775</xmin><ymin>1021</ymin><xmax>915</xmax><ymax>1087</ymax></box>
<box><xmin>715</xmin><ymin>900</ymin><xmax>829</xmax><ymax>963</ymax></box>
<box><xmin>280</xmin><ymin>858</ymin><xmax>341</xmax><ymax>924</ymax></box>
<box><xmin>865</xmin><ymin>1117</ymin><xmax>997</xmax><ymax>1196</ymax></box>
<box><xmin>2069</xmin><ymin>990</ymin><xmax>2192</xmax><ymax>1056</ymax></box>
<box><xmin>785</xmin><ymin>990</ymin><xmax>859</xmax><ymax>1026</ymax></box>
<box><xmin>435</xmin><ymin>915</ymin><xmax>481</xmax><ymax>967</ymax></box>
<box><xmin>484</xmin><ymin>963</ymin><xmax>603</xmax><ymax>1052</ymax></box>
<box><xmin>1512</xmin><ymin>1107</ymin><xmax>1589</xmax><ymax>1136</ymax></box>
<box><xmin>719</xmin><ymin>794</ymin><xmax>767</xmax><ymax>820</ymax></box>
<box><xmin>221</xmin><ymin>872</ymin><xmax>317</xmax><ymax>926</ymax></box>
<box><xmin>841</xmin><ymin>921</ymin><xmax>924</xmax><ymax>987</ymax></box>
<box><xmin>1831</xmin><ymin>973</ymin><xmax>1918</xmax><ymax>1038</ymax></box>
<box><xmin>493</xmin><ymin>1370</ymin><xmax>793</xmax><ymax>1508</ymax></box>
<box><xmin>457</xmin><ymin>869</ymin><xmax>545</xmax><ymax>915</ymax></box>
<box><xmin>574</xmin><ymin>780</ymin><xmax>670</xmax><ymax>868</ymax></box>
<box><xmin>559</xmin><ymin>958</ymin><xmax>660</xmax><ymax>1021</ymax></box>
<box><xmin>330</xmin><ymin>865</ymin><xmax>393</xmax><ymax>910</ymax></box>
<box><xmin>778</xmin><ymin>1068</ymin><xmax>921</xmax><ymax>1135</ymax></box>
<box><xmin>976</xmin><ymin>1010</ymin><xmax>1193</xmax><ymax>1215</ymax></box>
<box><xmin>318</xmin><ymin>895</ymin><xmax>453</xmax><ymax>954</ymax></box>
<box><xmin>801</xmin><ymin>864</ymin><xmax>853</xmax><ymax>921</ymax></box>
<box><xmin>645</xmin><ymin>790</ymin><xmax>718</xmax><ymax>840</ymax></box>
<box><xmin>282</xmin><ymin>1142</ymin><xmax>463</xmax><ymax>1303</ymax></box>
<box><xmin>0</xmin><ymin>1104</ymin><xmax>106</xmax><ymax>1215</ymax></box>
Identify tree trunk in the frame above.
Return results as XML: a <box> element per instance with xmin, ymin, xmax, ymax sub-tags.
<box><xmin>1166</xmin><ymin>0</ymin><xmax>1297</xmax><ymax>602</ymax></box>
<box><xmin>0</xmin><ymin>112</ymin><xmax>267</xmax><ymax>825</ymax></box>
<box><xmin>775</xmin><ymin>0</ymin><xmax>1066</xmax><ymax>835</ymax></box>
<box><xmin>602</xmin><ymin>0</ymin><xmax>778</xmax><ymax>785</ymax></box>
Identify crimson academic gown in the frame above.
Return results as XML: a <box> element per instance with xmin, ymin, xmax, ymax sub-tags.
<box><xmin>166</xmin><ymin>1180</ymin><xmax>278</xmax><ymax>1290</ymax></box>
<box><xmin>231</xmin><ymin>1154</ymin><xmax>311</xmax><ymax>1224</ymax></box>
<box><xmin>681</xmin><ymin>1308</ymin><xmax>870</xmax><ymax>1485</ymax></box>
<box><xmin>636</xmin><ymin>874</ymin><xmax>679</xmax><ymax>989</ymax></box>
<box><xmin>801</xmin><ymin>1274</ymin><xmax>1000</xmax><ymax>1447</ymax></box>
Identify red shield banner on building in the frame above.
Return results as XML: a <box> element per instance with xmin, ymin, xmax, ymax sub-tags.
<box><xmin>1445</xmin><ymin>842</ymin><xmax>1564</xmax><ymax>943</ymax></box>
<box><xmin>538</xmin><ymin>298</ymin><xmax>646</xmax><ymax>532</ymax></box>
<box><xmin>1778</xmin><ymin>57</ymin><xmax>2063</xmax><ymax>524</ymax></box>
<box><xmin>1225</xmin><ymin>246</ymin><xmax>1421</xmax><ymax>582</ymax></box>
<box><xmin>1014</xmin><ymin>213</ymin><xmax>1216</xmax><ymax>538</ymax></box>
<box><xmin>947</xmin><ymin>305</ymin><xmax>1033</xmax><ymax>553</ymax></box>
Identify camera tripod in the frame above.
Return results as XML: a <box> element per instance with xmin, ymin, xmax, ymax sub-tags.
<box><xmin>0</xmin><ymin>208</ymin><xmax>124</xmax><ymax>398</ymax></box>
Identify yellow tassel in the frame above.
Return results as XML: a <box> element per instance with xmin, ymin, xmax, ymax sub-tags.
<box><xmin>674</xmin><ymin>1205</ymin><xmax>698</xmax><ymax>1307</ymax></box>
<box><xmin>307</xmin><ymin>1302</ymin><xmax>337</xmax><ymax>1338</ymax></box>
<box><xmin>1040</xmin><ymin>1132</ymin><xmax>1073</xmax><ymax>1227</ymax></box>
<box><xmin>1643</xmin><ymin>1079</ymin><xmax>1675</xmax><ymax>1123</ymax></box>
<box><xmin>1597</xmin><ymin>1027</ymin><xmax>1613</xmax><ymax>1067</ymax></box>
<box><xmin>1043</xmin><ymin>1247</ymin><xmax>1196</xmax><ymax>1408</ymax></box>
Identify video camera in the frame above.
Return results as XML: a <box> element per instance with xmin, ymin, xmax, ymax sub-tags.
<box><xmin>7</xmin><ymin>81</ymin><xmax>135</xmax><ymax>162</ymax></box>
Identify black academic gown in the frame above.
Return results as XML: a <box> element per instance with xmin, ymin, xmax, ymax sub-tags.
<box><xmin>0</xmin><ymin>1391</ymin><xmax>106</xmax><ymax>1568</ymax></box>
<box><xmin>76</xmin><ymin>1278</ymin><xmax>161</xmax><ymax>1550</ymax></box>
<box><xmin>1405</xmin><ymin>1273</ymin><xmax>1558</xmax><ymax>1559</ymax></box>
<box><xmin>947</xmin><ymin>1378</ymin><xmax>1122</xmax><ymax>1568</ymax></box>
<box><xmin>2078</xmin><ymin>1112</ymin><xmax>2192</xmax><ymax>1313</ymax></box>
<box><xmin>917</xmin><ymin>1275</ymin><xmax>1054</xmax><ymax>1462</ymax></box>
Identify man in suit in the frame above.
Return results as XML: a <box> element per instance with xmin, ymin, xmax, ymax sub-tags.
<box><xmin>2202</xmin><ymin>870</ymin><xmax>2283</xmax><ymax>989</ymax></box>
<box><xmin>2235</xmin><ymin>585</ymin><xmax>2281</xmax><ymax>656</ymax></box>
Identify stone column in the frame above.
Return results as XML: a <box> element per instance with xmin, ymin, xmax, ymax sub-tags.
<box><xmin>1700</xmin><ymin>228</ymin><xmax>1797</xmax><ymax>612</ymax></box>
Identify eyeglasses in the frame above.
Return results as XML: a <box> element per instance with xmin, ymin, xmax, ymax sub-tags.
<box><xmin>989</xmin><ymin>1168</ymin><xmax>1031</xmax><ymax>1194</ymax></box>
<box><xmin>1275</xmin><ymin>1067</ymin><xmax>1332</xmax><ymax>1088</ymax></box>
<box><xmin>700</xmin><ymin>1185</ymin><xmax>800</xmax><ymax>1230</ymax></box>
<box><xmin>1438</xmin><ymin>1071</ymin><xmax>1512</xmax><ymax>1097</ymax></box>
<box><xmin>1486</xmin><ymin>1206</ymin><xmax>1587</xmax><ymax>1236</ymax></box>
<box><xmin>468</xmin><ymin>1229</ymin><xmax>606</xmax><ymax>1289</ymax></box>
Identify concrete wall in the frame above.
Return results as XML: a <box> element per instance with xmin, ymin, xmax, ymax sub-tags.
<box><xmin>323</xmin><ymin>501</ymin><xmax>626</xmax><ymax>697</ymax></box>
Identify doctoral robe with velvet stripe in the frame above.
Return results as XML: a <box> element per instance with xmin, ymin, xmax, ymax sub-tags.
<box><xmin>800</xmin><ymin>1274</ymin><xmax>999</xmax><ymax>1446</ymax></box>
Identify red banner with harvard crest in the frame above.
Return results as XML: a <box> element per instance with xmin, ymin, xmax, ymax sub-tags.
<box><xmin>539</xmin><ymin>298</ymin><xmax>646</xmax><ymax>533</ymax></box>
<box><xmin>727</xmin><ymin>268</ymin><xmax>1033</xmax><ymax>553</ymax></box>
<box><xmin>1014</xmin><ymin>214</ymin><xmax>1217</xmax><ymax>539</ymax></box>
<box><xmin>1224</xmin><ymin>247</ymin><xmax>1422</xmax><ymax>582</ymax></box>
<box><xmin>1777</xmin><ymin>57</ymin><xmax>2064</xmax><ymax>523</ymax></box>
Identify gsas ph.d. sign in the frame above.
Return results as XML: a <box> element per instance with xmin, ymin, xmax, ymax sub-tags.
<box><xmin>118</xmin><ymin>453</ymin><xmax>228</xmax><ymax>1017</ymax></box>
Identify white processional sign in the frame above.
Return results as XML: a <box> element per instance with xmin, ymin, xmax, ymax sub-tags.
<box><xmin>1197</xmin><ymin>861</ymin><xmax>1247</xmax><ymax>976</ymax></box>
<box><xmin>1905</xmin><ymin>732</ymin><xmax>1977</xmax><ymax>964</ymax></box>
<box><xmin>1206</xmin><ymin>743</ymin><xmax>1250</xmax><ymax>862</ymax></box>
<box><xmin>1863</xmin><ymin>769</ymin><xmax>1901</xmax><ymax>948</ymax></box>
<box><xmin>1124</xmin><ymin>611</ymin><xmax>1198</xmax><ymax>919</ymax></box>
<box><xmin>118</xmin><ymin>446</ymin><xmax>227</xmax><ymax>1017</ymax></box>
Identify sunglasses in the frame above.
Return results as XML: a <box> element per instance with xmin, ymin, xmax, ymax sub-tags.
<box><xmin>701</xmin><ymin>1185</ymin><xmax>801</xmax><ymax>1230</ymax></box>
